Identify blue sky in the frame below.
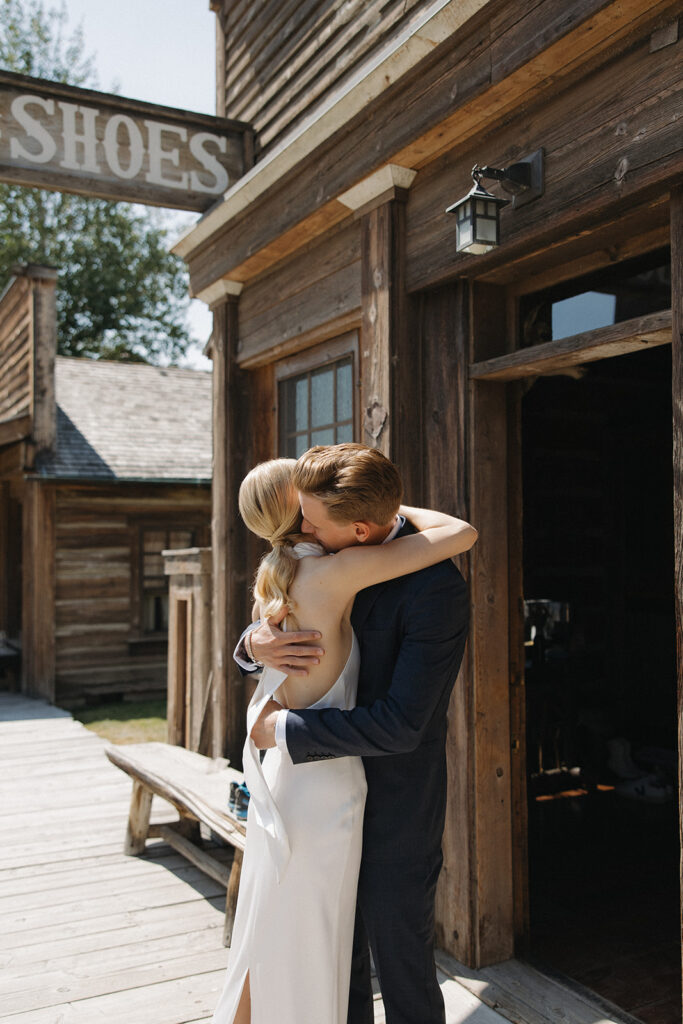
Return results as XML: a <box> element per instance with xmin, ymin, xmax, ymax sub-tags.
<box><xmin>62</xmin><ymin>0</ymin><xmax>217</xmax><ymax>365</ymax></box>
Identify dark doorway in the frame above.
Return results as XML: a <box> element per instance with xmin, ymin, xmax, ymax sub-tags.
<box><xmin>522</xmin><ymin>345</ymin><xmax>680</xmax><ymax>1023</ymax></box>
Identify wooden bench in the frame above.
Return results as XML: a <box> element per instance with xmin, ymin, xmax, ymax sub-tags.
<box><xmin>105</xmin><ymin>741</ymin><xmax>246</xmax><ymax>946</ymax></box>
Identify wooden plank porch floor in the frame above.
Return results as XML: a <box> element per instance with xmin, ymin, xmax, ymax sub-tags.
<box><xmin>0</xmin><ymin>692</ymin><xmax>509</xmax><ymax>1024</ymax></box>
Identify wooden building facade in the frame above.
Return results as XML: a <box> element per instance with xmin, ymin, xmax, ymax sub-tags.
<box><xmin>175</xmin><ymin>1</ymin><xmax>682</xmax><ymax>1017</ymax></box>
<box><xmin>0</xmin><ymin>266</ymin><xmax>211</xmax><ymax>707</ymax></box>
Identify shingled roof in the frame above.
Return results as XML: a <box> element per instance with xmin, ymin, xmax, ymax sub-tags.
<box><xmin>35</xmin><ymin>357</ymin><xmax>212</xmax><ymax>483</ymax></box>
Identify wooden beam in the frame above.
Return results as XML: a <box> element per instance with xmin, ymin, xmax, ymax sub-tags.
<box><xmin>21</xmin><ymin>480</ymin><xmax>56</xmax><ymax>700</ymax></box>
<box><xmin>29</xmin><ymin>268</ymin><xmax>57</xmax><ymax>453</ymax></box>
<box><xmin>671</xmin><ymin>185</ymin><xmax>683</xmax><ymax>1009</ymax></box>
<box><xmin>420</xmin><ymin>283</ymin><xmax>473</xmax><ymax>963</ymax></box>
<box><xmin>210</xmin><ymin>296</ymin><xmax>249</xmax><ymax>765</ymax></box>
<box><xmin>358</xmin><ymin>195</ymin><xmax>422</xmax><ymax>499</ymax></box>
<box><xmin>469</xmin><ymin>310</ymin><xmax>672</xmax><ymax>381</ymax></box>
<box><xmin>468</xmin><ymin>285</ymin><xmax>514</xmax><ymax>966</ymax></box>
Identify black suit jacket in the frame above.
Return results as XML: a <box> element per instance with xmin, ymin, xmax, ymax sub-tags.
<box><xmin>285</xmin><ymin>522</ymin><xmax>469</xmax><ymax>863</ymax></box>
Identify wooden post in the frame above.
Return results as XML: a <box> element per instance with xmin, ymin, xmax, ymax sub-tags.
<box><xmin>211</xmin><ymin>0</ymin><xmax>226</xmax><ymax>119</ymax></box>
<box><xmin>124</xmin><ymin>779</ymin><xmax>153</xmax><ymax>855</ymax></box>
<box><xmin>28</xmin><ymin>266</ymin><xmax>58</xmax><ymax>455</ymax></box>
<box><xmin>420</xmin><ymin>283</ymin><xmax>473</xmax><ymax>960</ymax></box>
<box><xmin>209</xmin><ymin>287</ymin><xmax>249</xmax><ymax>765</ymax></box>
<box><xmin>467</xmin><ymin>284</ymin><xmax>515</xmax><ymax>966</ymax></box>
<box><xmin>671</xmin><ymin>184</ymin><xmax>683</xmax><ymax>998</ymax></box>
<box><xmin>360</xmin><ymin>193</ymin><xmax>422</xmax><ymax>501</ymax></box>
<box><xmin>21</xmin><ymin>480</ymin><xmax>56</xmax><ymax>700</ymax></box>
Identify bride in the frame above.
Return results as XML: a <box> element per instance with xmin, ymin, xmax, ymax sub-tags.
<box><xmin>211</xmin><ymin>455</ymin><xmax>477</xmax><ymax>1024</ymax></box>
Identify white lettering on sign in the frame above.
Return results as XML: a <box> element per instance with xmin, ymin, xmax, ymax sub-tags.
<box><xmin>0</xmin><ymin>89</ymin><xmax>239</xmax><ymax>203</ymax></box>
<box><xmin>145</xmin><ymin>120</ymin><xmax>188</xmax><ymax>189</ymax></box>
<box><xmin>10</xmin><ymin>95</ymin><xmax>57</xmax><ymax>163</ymax></box>
<box><xmin>103</xmin><ymin>114</ymin><xmax>144</xmax><ymax>179</ymax></box>
<box><xmin>189</xmin><ymin>132</ymin><xmax>229</xmax><ymax>194</ymax></box>
<box><xmin>59</xmin><ymin>102</ymin><xmax>99</xmax><ymax>172</ymax></box>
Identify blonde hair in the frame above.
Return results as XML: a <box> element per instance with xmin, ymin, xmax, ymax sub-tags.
<box><xmin>293</xmin><ymin>443</ymin><xmax>402</xmax><ymax>525</ymax></box>
<box><xmin>238</xmin><ymin>459</ymin><xmax>305</xmax><ymax>628</ymax></box>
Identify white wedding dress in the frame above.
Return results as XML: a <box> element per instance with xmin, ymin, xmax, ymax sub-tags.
<box><xmin>211</xmin><ymin>543</ymin><xmax>367</xmax><ymax>1024</ymax></box>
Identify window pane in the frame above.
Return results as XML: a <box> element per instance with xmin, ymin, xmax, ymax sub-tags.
<box><xmin>336</xmin><ymin>361</ymin><xmax>352</xmax><ymax>421</ymax></box>
<box><xmin>296</xmin><ymin>434</ymin><xmax>309</xmax><ymax>457</ymax></box>
<box><xmin>336</xmin><ymin>423</ymin><xmax>353</xmax><ymax>443</ymax></box>
<box><xmin>169</xmin><ymin>530</ymin><xmax>193</xmax><ymax>550</ymax></box>
<box><xmin>143</xmin><ymin>530</ymin><xmax>166</xmax><ymax>585</ymax></box>
<box><xmin>295</xmin><ymin>377</ymin><xmax>308</xmax><ymax>431</ymax></box>
<box><xmin>519</xmin><ymin>248</ymin><xmax>670</xmax><ymax>346</ymax></box>
<box><xmin>310</xmin><ymin>428</ymin><xmax>335</xmax><ymax>446</ymax></box>
<box><xmin>311</xmin><ymin>368</ymin><xmax>334</xmax><ymax>428</ymax></box>
<box><xmin>551</xmin><ymin>292</ymin><xmax>616</xmax><ymax>339</ymax></box>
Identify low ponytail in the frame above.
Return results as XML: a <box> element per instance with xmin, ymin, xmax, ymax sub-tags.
<box><xmin>238</xmin><ymin>459</ymin><xmax>305</xmax><ymax>629</ymax></box>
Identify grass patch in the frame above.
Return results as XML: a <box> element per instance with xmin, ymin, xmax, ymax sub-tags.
<box><xmin>73</xmin><ymin>699</ymin><xmax>167</xmax><ymax>744</ymax></box>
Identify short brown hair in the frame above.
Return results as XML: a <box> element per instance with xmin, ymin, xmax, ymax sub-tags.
<box><xmin>293</xmin><ymin>444</ymin><xmax>402</xmax><ymax>525</ymax></box>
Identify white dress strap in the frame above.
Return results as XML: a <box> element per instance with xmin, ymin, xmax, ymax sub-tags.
<box><xmin>244</xmin><ymin>665</ymin><xmax>291</xmax><ymax>882</ymax></box>
<box><xmin>242</xmin><ymin>539</ymin><xmax>326</xmax><ymax>882</ymax></box>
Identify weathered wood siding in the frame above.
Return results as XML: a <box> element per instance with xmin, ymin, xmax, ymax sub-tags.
<box><xmin>54</xmin><ymin>484</ymin><xmax>210</xmax><ymax>707</ymax></box>
<box><xmin>238</xmin><ymin>218</ymin><xmax>361</xmax><ymax>366</ymax></box>
<box><xmin>0</xmin><ymin>266</ymin><xmax>57</xmax><ymax>450</ymax></box>
<box><xmin>0</xmin><ymin>276</ymin><xmax>31</xmax><ymax>427</ymax></box>
<box><xmin>217</xmin><ymin>0</ymin><xmax>435</xmax><ymax>154</ymax></box>
<box><xmin>406</xmin><ymin>18</ymin><xmax>683</xmax><ymax>293</ymax></box>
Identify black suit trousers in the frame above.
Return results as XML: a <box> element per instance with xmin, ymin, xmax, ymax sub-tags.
<box><xmin>348</xmin><ymin>853</ymin><xmax>445</xmax><ymax>1024</ymax></box>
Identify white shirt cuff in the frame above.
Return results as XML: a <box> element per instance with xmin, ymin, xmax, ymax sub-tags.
<box><xmin>275</xmin><ymin>709</ymin><xmax>290</xmax><ymax>752</ymax></box>
<box><xmin>234</xmin><ymin>624</ymin><xmax>258</xmax><ymax>672</ymax></box>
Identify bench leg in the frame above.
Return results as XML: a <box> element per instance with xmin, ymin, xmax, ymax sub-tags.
<box><xmin>124</xmin><ymin>780</ymin><xmax>153</xmax><ymax>855</ymax></box>
<box><xmin>223</xmin><ymin>848</ymin><xmax>243</xmax><ymax>947</ymax></box>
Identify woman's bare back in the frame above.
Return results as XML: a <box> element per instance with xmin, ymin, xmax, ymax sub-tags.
<box><xmin>273</xmin><ymin>553</ymin><xmax>355</xmax><ymax>710</ymax></box>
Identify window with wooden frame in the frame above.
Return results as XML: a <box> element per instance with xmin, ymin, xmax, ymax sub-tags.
<box><xmin>129</xmin><ymin>519</ymin><xmax>209</xmax><ymax>648</ymax></box>
<box><xmin>275</xmin><ymin>333</ymin><xmax>358</xmax><ymax>457</ymax></box>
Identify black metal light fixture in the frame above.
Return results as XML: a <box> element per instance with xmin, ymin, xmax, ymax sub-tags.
<box><xmin>446</xmin><ymin>149</ymin><xmax>544</xmax><ymax>255</ymax></box>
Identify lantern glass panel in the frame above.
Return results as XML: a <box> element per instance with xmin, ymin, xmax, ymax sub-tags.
<box><xmin>458</xmin><ymin>222</ymin><xmax>473</xmax><ymax>248</ymax></box>
<box><xmin>477</xmin><ymin>218</ymin><xmax>498</xmax><ymax>243</ymax></box>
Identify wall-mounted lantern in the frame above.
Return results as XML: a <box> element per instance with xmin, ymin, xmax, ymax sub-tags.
<box><xmin>446</xmin><ymin>149</ymin><xmax>544</xmax><ymax>255</ymax></box>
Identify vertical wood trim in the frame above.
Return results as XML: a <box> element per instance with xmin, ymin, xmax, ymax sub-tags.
<box><xmin>166</xmin><ymin>590</ymin><xmax>182</xmax><ymax>745</ymax></box>
<box><xmin>422</xmin><ymin>283</ymin><xmax>473</xmax><ymax>963</ymax></box>
<box><xmin>21</xmin><ymin>481</ymin><xmax>55</xmax><ymax>700</ymax></box>
<box><xmin>468</xmin><ymin>284</ymin><xmax>514</xmax><ymax>966</ymax></box>
<box><xmin>211</xmin><ymin>296</ymin><xmax>248</xmax><ymax>764</ymax></box>
<box><xmin>0</xmin><ymin>483</ymin><xmax>8</xmax><ymax>635</ymax></box>
<box><xmin>185</xmin><ymin>595</ymin><xmax>194</xmax><ymax>748</ymax></box>
<box><xmin>196</xmin><ymin>567</ymin><xmax>213</xmax><ymax>755</ymax></box>
<box><xmin>359</xmin><ymin>197</ymin><xmax>421</xmax><ymax>500</ymax></box>
<box><xmin>30</xmin><ymin>274</ymin><xmax>57</xmax><ymax>453</ymax></box>
<box><xmin>671</xmin><ymin>184</ymin><xmax>683</xmax><ymax>995</ymax></box>
<box><xmin>507</xmin><ymin>380</ymin><xmax>530</xmax><ymax>949</ymax></box>
<box><xmin>214</xmin><ymin>6</ymin><xmax>226</xmax><ymax>118</ymax></box>
<box><xmin>360</xmin><ymin>205</ymin><xmax>392</xmax><ymax>458</ymax></box>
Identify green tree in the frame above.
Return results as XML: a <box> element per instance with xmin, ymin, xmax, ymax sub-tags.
<box><xmin>0</xmin><ymin>0</ymin><xmax>192</xmax><ymax>363</ymax></box>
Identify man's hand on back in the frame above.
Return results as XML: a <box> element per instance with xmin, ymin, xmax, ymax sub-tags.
<box><xmin>250</xmin><ymin>608</ymin><xmax>324</xmax><ymax>677</ymax></box>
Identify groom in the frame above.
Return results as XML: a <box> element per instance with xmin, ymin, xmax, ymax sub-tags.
<box><xmin>241</xmin><ymin>443</ymin><xmax>470</xmax><ymax>1024</ymax></box>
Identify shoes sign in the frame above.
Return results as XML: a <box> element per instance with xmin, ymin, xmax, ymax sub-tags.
<box><xmin>0</xmin><ymin>70</ymin><xmax>254</xmax><ymax>211</ymax></box>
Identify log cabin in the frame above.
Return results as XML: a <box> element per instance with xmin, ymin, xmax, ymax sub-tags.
<box><xmin>171</xmin><ymin>1</ymin><xmax>682</xmax><ymax>1019</ymax></box>
<box><xmin>0</xmin><ymin>265</ymin><xmax>211</xmax><ymax>708</ymax></box>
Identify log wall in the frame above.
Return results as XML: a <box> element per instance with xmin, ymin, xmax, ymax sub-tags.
<box><xmin>0</xmin><ymin>275</ymin><xmax>31</xmax><ymax>427</ymax></box>
<box><xmin>217</xmin><ymin>0</ymin><xmax>437</xmax><ymax>154</ymax></box>
<box><xmin>0</xmin><ymin>265</ymin><xmax>57</xmax><ymax>449</ymax></box>
<box><xmin>53</xmin><ymin>483</ymin><xmax>210</xmax><ymax>707</ymax></box>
